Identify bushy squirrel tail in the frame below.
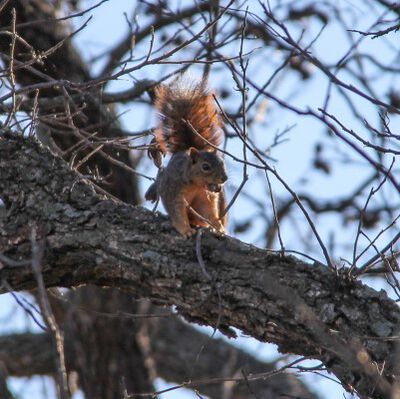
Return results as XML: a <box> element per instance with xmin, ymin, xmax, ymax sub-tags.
<box><xmin>155</xmin><ymin>79</ymin><xmax>222</xmax><ymax>154</ymax></box>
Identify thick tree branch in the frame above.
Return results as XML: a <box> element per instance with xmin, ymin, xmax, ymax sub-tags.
<box><xmin>0</xmin><ymin>315</ymin><xmax>318</xmax><ymax>399</ymax></box>
<box><xmin>0</xmin><ymin>3</ymin><xmax>152</xmax><ymax>396</ymax></box>
<box><xmin>0</xmin><ymin>134</ymin><xmax>399</xmax><ymax>399</ymax></box>
<box><xmin>140</xmin><ymin>309</ymin><xmax>318</xmax><ymax>398</ymax></box>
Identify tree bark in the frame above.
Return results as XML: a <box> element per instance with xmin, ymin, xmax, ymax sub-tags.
<box><xmin>0</xmin><ymin>2</ymin><xmax>147</xmax><ymax>397</ymax></box>
<box><xmin>0</xmin><ymin>0</ymin><xmax>140</xmax><ymax>204</ymax></box>
<box><xmin>1</xmin><ymin>134</ymin><xmax>399</xmax><ymax>399</ymax></box>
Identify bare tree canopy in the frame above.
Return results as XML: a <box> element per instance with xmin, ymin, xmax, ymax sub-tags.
<box><xmin>0</xmin><ymin>1</ymin><xmax>400</xmax><ymax>399</ymax></box>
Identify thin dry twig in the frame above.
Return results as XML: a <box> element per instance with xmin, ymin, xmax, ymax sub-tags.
<box><xmin>30</xmin><ymin>227</ymin><xmax>69</xmax><ymax>399</ymax></box>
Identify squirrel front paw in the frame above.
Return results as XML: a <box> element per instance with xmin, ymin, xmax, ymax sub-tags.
<box><xmin>182</xmin><ymin>227</ymin><xmax>196</xmax><ymax>238</ymax></box>
<box><xmin>175</xmin><ymin>224</ymin><xmax>196</xmax><ymax>238</ymax></box>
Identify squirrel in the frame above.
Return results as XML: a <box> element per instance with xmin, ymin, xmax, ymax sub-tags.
<box><xmin>145</xmin><ymin>79</ymin><xmax>228</xmax><ymax>238</ymax></box>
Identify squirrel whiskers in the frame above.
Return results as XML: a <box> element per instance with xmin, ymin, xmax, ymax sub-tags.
<box><xmin>145</xmin><ymin>79</ymin><xmax>228</xmax><ymax>238</ymax></box>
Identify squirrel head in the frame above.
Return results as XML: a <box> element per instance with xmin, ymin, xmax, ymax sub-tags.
<box><xmin>188</xmin><ymin>147</ymin><xmax>227</xmax><ymax>192</ymax></box>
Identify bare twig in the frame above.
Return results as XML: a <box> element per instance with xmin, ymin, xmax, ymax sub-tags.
<box><xmin>30</xmin><ymin>227</ymin><xmax>69</xmax><ymax>399</ymax></box>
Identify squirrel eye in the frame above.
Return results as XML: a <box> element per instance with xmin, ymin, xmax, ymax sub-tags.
<box><xmin>201</xmin><ymin>162</ymin><xmax>211</xmax><ymax>172</ymax></box>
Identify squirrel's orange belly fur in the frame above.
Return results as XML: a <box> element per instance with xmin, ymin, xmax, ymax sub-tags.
<box><xmin>184</xmin><ymin>184</ymin><xmax>221</xmax><ymax>229</ymax></box>
<box><xmin>184</xmin><ymin>184</ymin><xmax>207</xmax><ymax>227</ymax></box>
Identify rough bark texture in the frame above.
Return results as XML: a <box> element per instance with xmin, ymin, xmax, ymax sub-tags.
<box><xmin>0</xmin><ymin>2</ymin><xmax>148</xmax><ymax>397</ymax></box>
<box><xmin>0</xmin><ymin>0</ymin><xmax>140</xmax><ymax>204</ymax></box>
<box><xmin>1</xmin><ymin>134</ymin><xmax>399</xmax><ymax>399</ymax></box>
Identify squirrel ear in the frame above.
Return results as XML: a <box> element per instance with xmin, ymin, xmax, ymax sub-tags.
<box><xmin>189</xmin><ymin>147</ymin><xmax>199</xmax><ymax>163</ymax></box>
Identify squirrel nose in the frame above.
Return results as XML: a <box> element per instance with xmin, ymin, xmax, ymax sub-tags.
<box><xmin>221</xmin><ymin>172</ymin><xmax>228</xmax><ymax>183</ymax></box>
